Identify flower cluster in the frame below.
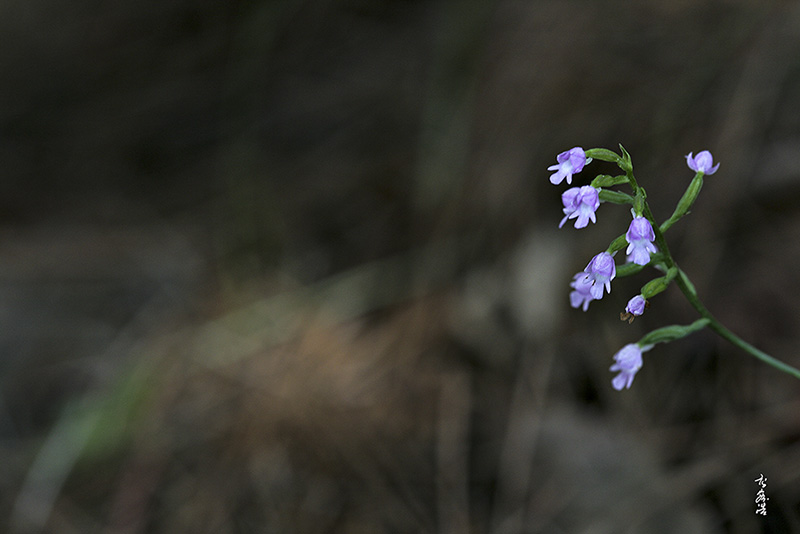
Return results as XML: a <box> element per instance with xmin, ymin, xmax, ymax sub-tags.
<box><xmin>549</xmin><ymin>146</ymin><xmax>721</xmax><ymax>389</ymax></box>
<box><xmin>549</xmin><ymin>147</ymin><xmax>657</xmax><ymax>315</ymax></box>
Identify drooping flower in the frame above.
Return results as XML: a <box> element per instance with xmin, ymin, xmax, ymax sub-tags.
<box><xmin>548</xmin><ymin>147</ymin><xmax>589</xmax><ymax>185</ymax></box>
<box><xmin>583</xmin><ymin>252</ymin><xmax>615</xmax><ymax>300</ymax></box>
<box><xmin>559</xmin><ymin>186</ymin><xmax>601</xmax><ymax>229</ymax></box>
<box><xmin>625</xmin><ymin>216</ymin><xmax>657</xmax><ymax>265</ymax></box>
<box><xmin>620</xmin><ymin>294</ymin><xmax>647</xmax><ymax>323</ymax></box>
<box><xmin>685</xmin><ymin>150</ymin><xmax>720</xmax><ymax>175</ymax></box>
<box><xmin>569</xmin><ymin>271</ymin><xmax>596</xmax><ymax>311</ymax></box>
<box><xmin>626</xmin><ymin>295</ymin><xmax>646</xmax><ymax>316</ymax></box>
<box><xmin>610</xmin><ymin>343</ymin><xmax>649</xmax><ymax>390</ymax></box>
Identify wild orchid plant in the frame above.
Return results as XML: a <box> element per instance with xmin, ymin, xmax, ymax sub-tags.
<box><xmin>549</xmin><ymin>146</ymin><xmax>800</xmax><ymax>390</ymax></box>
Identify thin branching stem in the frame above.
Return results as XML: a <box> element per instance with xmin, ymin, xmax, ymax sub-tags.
<box><xmin>623</xmin><ymin>165</ymin><xmax>800</xmax><ymax>380</ymax></box>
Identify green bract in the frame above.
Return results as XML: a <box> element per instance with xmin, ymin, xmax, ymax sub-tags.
<box><xmin>640</xmin><ymin>267</ymin><xmax>677</xmax><ymax>299</ymax></box>
<box><xmin>590</xmin><ymin>174</ymin><xmax>629</xmax><ymax>188</ymax></box>
<box><xmin>638</xmin><ymin>319</ymin><xmax>710</xmax><ymax>347</ymax></box>
<box><xmin>661</xmin><ymin>172</ymin><xmax>704</xmax><ymax>233</ymax></box>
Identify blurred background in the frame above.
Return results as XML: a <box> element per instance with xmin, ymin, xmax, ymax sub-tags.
<box><xmin>2</xmin><ymin>0</ymin><xmax>800</xmax><ymax>532</ymax></box>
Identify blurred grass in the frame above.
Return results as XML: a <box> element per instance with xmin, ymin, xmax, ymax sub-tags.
<box><xmin>2</xmin><ymin>0</ymin><xmax>800</xmax><ymax>532</ymax></box>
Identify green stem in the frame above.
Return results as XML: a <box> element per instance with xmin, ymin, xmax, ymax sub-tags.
<box><xmin>672</xmin><ymin>269</ymin><xmax>800</xmax><ymax>379</ymax></box>
<box><xmin>625</xmin><ymin>164</ymin><xmax>800</xmax><ymax>379</ymax></box>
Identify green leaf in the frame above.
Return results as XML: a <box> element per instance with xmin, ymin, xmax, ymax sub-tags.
<box><xmin>585</xmin><ymin>148</ymin><xmax>621</xmax><ymax>163</ymax></box>
<box><xmin>607</xmin><ymin>233</ymin><xmax>628</xmax><ymax>254</ymax></box>
<box><xmin>640</xmin><ymin>267</ymin><xmax>676</xmax><ymax>298</ymax></box>
<box><xmin>616</xmin><ymin>262</ymin><xmax>646</xmax><ymax>277</ymax></box>
<box><xmin>598</xmin><ymin>189</ymin><xmax>635</xmax><ymax>205</ymax></box>
<box><xmin>591</xmin><ymin>174</ymin><xmax>629</xmax><ymax>188</ymax></box>
<box><xmin>618</xmin><ymin>144</ymin><xmax>633</xmax><ymax>172</ymax></box>
<box><xmin>639</xmin><ymin>318</ymin><xmax>710</xmax><ymax>346</ymax></box>
<box><xmin>660</xmin><ymin>173</ymin><xmax>704</xmax><ymax>232</ymax></box>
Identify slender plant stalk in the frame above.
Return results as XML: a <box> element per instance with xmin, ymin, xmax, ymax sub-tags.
<box><xmin>626</xmin><ymin>166</ymin><xmax>800</xmax><ymax>380</ymax></box>
<box><xmin>672</xmin><ymin>270</ymin><xmax>800</xmax><ymax>379</ymax></box>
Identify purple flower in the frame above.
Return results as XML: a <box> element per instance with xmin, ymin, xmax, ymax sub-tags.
<box><xmin>625</xmin><ymin>216</ymin><xmax>657</xmax><ymax>265</ymax></box>
<box><xmin>548</xmin><ymin>147</ymin><xmax>589</xmax><ymax>185</ymax></box>
<box><xmin>685</xmin><ymin>150</ymin><xmax>720</xmax><ymax>175</ymax></box>
<box><xmin>569</xmin><ymin>272</ymin><xmax>596</xmax><ymax>311</ymax></box>
<box><xmin>620</xmin><ymin>294</ymin><xmax>647</xmax><ymax>323</ymax></box>
<box><xmin>559</xmin><ymin>186</ymin><xmax>600</xmax><ymax>229</ymax></box>
<box><xmin>610</xmin><ymin>343</ymin><xmax>647</xmax><ymax>390</ymax></box>
<box><xmin>625</xmin><ymin>295</ymin><xmax>646</xmax><ymax>316</ymax></box>
<box><xmin>583</xmin><ymin>252</ymin><xmax>616</xmax><ymax>299</ymax></box>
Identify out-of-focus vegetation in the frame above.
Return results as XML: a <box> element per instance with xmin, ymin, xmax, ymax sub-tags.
<box><xmin>2</xmin><ymin>0</ymin><xmax>800</xmax><ymax>532</ymax></box>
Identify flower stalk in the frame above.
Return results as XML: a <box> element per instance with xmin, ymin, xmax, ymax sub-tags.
<box><xmin>550</xmin><ymin>145</ymin><xmax>800</xmax><ymax>387</ymax></box>
<box><xmin>621</xmin><ymin>149</ymin><xmax>800</xmax><ymax>381</ymax></box>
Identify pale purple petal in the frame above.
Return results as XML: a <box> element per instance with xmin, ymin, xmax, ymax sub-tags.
<box><xmin>582</xmin><ymin>252</ymin><xmax>616</xmax><ymax>300</ymax></box>
<box><xmin>686</xmin><ymin>150</ymin><xmax>720</xmax><ymax>175</ymax></box>
<box><xmin>569</xmin><ymin>272</ymin><xmax>595</xmax><ymax>311</ymax></box>
<box><xmin>612</xmin><ymin>373</ymin><xmax>632</xmax><ymax>391</ymax></box>
<box><xmin>549</xmin><ymin>147</ymin><xmax>588</xmax><ymax>185</ymax></box>
<box><xmin>609</xmin><ymin>343</ymin><xmax>644</xmax><ymax>390</ymax></box>
<box><xmin>625</xmin><ymin>216</ymin><xmax>657</xmax><ymax>266</ymax></box>
<box><xmin>625</xmin><ymin>295</ymin><xmax>646</xmax><ymax>316</ymax></box>
<box><xmin>560</xmin><ymin>185</ymin><xmax>600</xmax><ymax>229</ymax></box>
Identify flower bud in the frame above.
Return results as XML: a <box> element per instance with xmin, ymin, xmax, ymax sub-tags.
<box><xmin>620</xmin><ymin>294</ymin><xmax>647</xmax><ymax>324</ymax></box>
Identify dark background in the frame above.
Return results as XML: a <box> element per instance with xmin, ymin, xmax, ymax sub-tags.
<box><xmin>2</xmin><ymin>0</ymin><xmax>800</xmax><ymax>532</ymax></box>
